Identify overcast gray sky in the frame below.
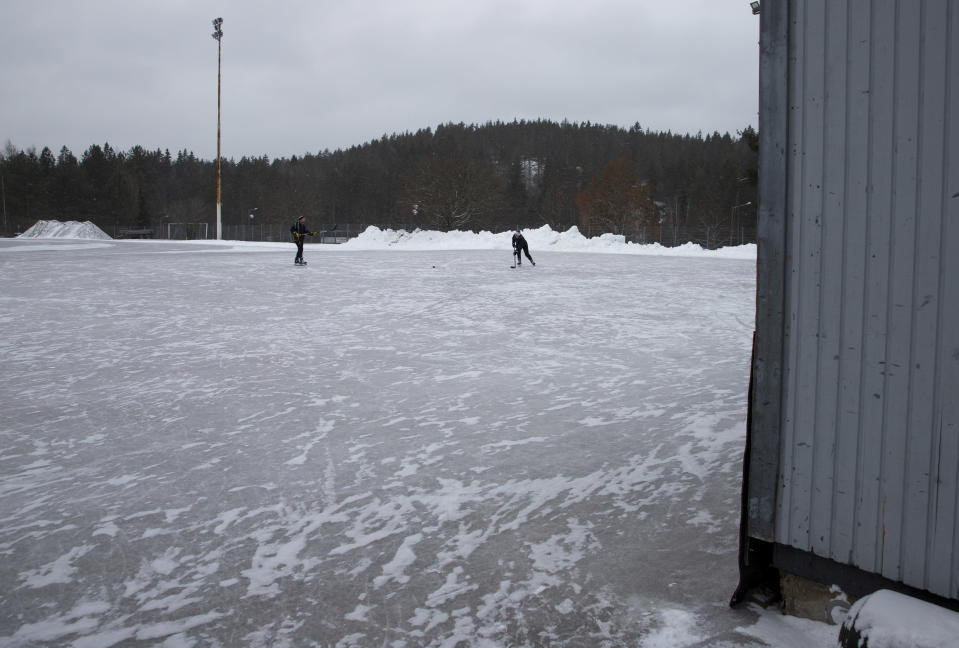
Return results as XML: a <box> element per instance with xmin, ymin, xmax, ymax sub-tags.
<box><xmin>1</xmin><ymin>1</ymin><xmax>759</xmax><ymax>161</ymax></box>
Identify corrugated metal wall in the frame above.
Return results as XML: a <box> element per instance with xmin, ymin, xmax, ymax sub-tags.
<box><xmin>773</xmin><ymin>0</ymin><xmax>958</xmax><ymax>598</ymax></box>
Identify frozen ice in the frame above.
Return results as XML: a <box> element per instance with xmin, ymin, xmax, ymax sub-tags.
<box><xmin>0</xmin><ymin>234</ymin><xmax>834</xmax><ymax>646</ymax></box>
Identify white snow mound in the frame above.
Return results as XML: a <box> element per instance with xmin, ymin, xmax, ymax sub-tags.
<box><xmin>842</xmin><ymin>590</ymin><xmax>959</xmax><ymax>648</ymax></box>
<box><xmin>18</xmin><ymin>220</ymin><xmax>112</xmax><ymax>240</ymax></box>
<box><xmin>341</xmin><ymin>224</ymin><xmax>755</xmax><ymax>259</ymax></box>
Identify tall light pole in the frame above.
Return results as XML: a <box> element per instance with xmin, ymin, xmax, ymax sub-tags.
<box><xmin>212</xmin><ymin>17</ymin><xmax>223</xmax><ymax>240</ymax></box>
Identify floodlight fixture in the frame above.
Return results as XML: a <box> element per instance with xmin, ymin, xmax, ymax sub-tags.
<box><xmin>750</xmin><ymin>2</ymin><xmax>760</xmax><ymax>14</ymax></box>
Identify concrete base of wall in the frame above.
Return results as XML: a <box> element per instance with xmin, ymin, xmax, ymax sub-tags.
<box><xmin>780</xmin><ymin>571</ymin><xmax>853</xmax><ymax>625</ymax></box>
<box><xmin>772</xmin><ymin>543</ymin><xmax>959</xmax><ymax>616</ymax></box>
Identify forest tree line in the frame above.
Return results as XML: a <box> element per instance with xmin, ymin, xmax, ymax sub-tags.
<box><xmin>1</xmin><ymin>119</ymin><xmax>758</xmax><ymax>247</ymax></box>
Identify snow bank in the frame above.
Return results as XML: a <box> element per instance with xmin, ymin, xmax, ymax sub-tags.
<box><xmin>9</xmin><ymin>221</ymin><xmax>756</xmax><ymax>260</ymax></box>
<box><xmin>839</xmin><ymin>590</ymin><xmax>959</xmax><ymax>648</ymax></box>
<box><xmin>341</xmin><ymin>224</ymin><xmax>756</xmax><ymax>259</ymax></box>
<box><xmin>18</xmin><ymin>220</ymin><xmax>112</xmax><ymax>240</ymax></box>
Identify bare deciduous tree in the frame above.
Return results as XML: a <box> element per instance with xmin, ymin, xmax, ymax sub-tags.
<box><xmin>402</xmin><ymin>156</ymin><xmax>502</xmax><ymax>231</ymax></box>
<box><xmin>575</xmin><ymin>158</ymin><xmax>656</xmax><ymax>236</ymax></box>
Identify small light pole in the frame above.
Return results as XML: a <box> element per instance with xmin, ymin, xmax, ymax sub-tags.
<box><xmin>731</xmin><ymin>201</ymin><xmax>752</xmax><ymax>246</ymax></box>
<box><xmin>212</xmin><ymin>17</ymin><xmax>224</xmax><ymax>240</ymax></box>
<box><xmin>1</xmin><ymin>175</ymin><xmax>7</xmax><ymax>235</ymax></box>
<box><xmin>249</xmin><ymin>207</ymin><xmax>257</xmax><ymax>241</ymax></box>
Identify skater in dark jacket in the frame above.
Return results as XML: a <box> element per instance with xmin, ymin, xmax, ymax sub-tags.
<box><xmin>512</xmin><ymin>230</ymin><xmax>535</xmax><ymax>266</ymax></box>
<box><xmin>290</xmin><ymin>216</ymin><xmax>315</xmax><ymax>265</ymax></box>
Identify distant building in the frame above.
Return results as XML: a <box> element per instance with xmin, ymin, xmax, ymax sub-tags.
<box><xmin>737</xmin><ymin>0</ymin><xmax>958</xmax><ymax>610</ymax></box>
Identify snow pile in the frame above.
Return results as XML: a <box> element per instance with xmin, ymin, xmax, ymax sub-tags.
<box><xmin>342</xmin><ymin>224</ymin><xmax>756</xmax><ymax>259</ymax></box>
<box><xmin>18</xmin><ymin>220</ymin><xmax>112</xmax><ymax>240</ymax></box>
<box><xmin>840</xmin><ymin>590</ymin><xmax>959</xmax><ymax>648</ymax></box>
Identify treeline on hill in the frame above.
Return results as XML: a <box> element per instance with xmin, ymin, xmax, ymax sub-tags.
<box><xmin>0</xmin><ymin>120</ymin><xmax>758</xmax><ymax>247</ymax></box>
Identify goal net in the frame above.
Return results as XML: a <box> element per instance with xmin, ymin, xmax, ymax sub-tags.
<box><xmin>166</xmin><ymin>223</ymin><xmax>210</xmax><ymax>240</ymax></box>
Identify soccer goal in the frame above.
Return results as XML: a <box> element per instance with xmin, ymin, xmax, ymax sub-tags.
<box><xmin>166</xmin><ymin>223</ymin><xmax>210</xmax><ymax>240</ymax></box>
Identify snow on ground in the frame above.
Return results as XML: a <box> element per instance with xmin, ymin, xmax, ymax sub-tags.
<box><xmin>342</xmin><ymin>224</ymin><xmax>757</xmax><ymax>260</ymax></box>
<box><xmin>840</xmin><ymin>590</ymin><xmax>959</xmax><ymax>648</ymax></box>
<box><xmin>12</xmin><ymin>220</ymin><xmax>758</xmax><ymax>260</ymax></box>
<box><xmin>17</xmin><ymin>220</ymin><xmax>112</xmax><ymax>240</ymax></box>
<box><xmin>0</xmin><ymin>235</ymin><xmax>835</xmax><ymax>646</ymax></box>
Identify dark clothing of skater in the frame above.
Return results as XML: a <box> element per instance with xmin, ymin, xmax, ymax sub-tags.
<box><xmin>290</xmin><ymin>216</ymin><xmax>314</xmax><ymax>265</ymax></box>
<box><xmin>512</xmin><ymin>231</ymin><xmax>535</xmax><ymax>265</ymax></box>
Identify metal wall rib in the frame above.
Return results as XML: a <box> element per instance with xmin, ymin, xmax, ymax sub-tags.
<box><xmin>771</xmin><ymin>0</ymin><xmax>958</xmax><ymax>599</ymax></box>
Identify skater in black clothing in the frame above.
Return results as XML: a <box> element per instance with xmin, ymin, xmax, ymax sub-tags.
<box><xmin>512</xmin><ymin>230</ymin><xmax>535</xmax><ymax>266</ymax></box>
<box><xmin>290</xmin><ymin>216</ymin><xmax>315</xmax><ymax>265</ymax></box>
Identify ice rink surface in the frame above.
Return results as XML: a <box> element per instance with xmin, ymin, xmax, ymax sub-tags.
<box><xmin>0</xmin><ymin>240</ymin><xmax>832</xmax><ymax>647</ymax></box>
